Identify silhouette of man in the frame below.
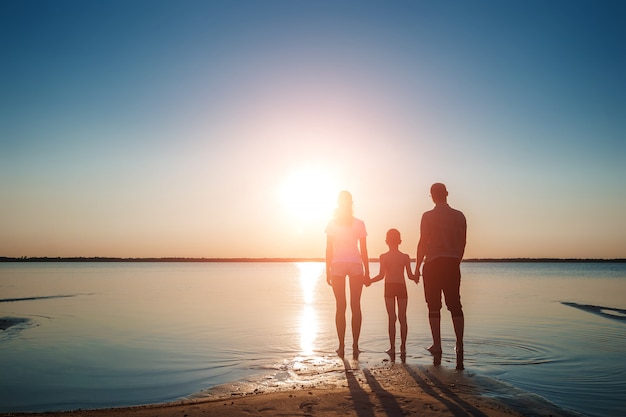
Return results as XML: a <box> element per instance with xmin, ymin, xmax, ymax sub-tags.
<box><xmin>414</xmin><ymin>183</ymin><xmax>466</xmax><ymax>368</ymax></box>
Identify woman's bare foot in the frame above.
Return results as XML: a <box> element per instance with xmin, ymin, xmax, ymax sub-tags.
<box><xmin>352</xmin><ymin>344</ymin><xmax>361</xmax><ymax>360</ymax></box>
<box><xmin>427</xmin><ymin>345</ymin><xmax>442</xmax><ymax>355</ymax></box>
<box><xmin>336</xmin><ymin>345</ymin><xmax>345</xmax><ymax>358</ymax></box>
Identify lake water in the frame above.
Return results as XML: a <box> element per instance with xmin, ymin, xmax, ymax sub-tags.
<box><xmin>1</xmin><ymin>261</ymin><xmax>625</xmax><ymax>416</ymax></box>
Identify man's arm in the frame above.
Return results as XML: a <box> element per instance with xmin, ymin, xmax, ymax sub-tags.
<box><xmin>415</xmin><ymin>214</ymin><xmax>428</xmax><ymax>277</ymax></box>
<box><xmin>458</xmin><ymin>212</ymin><xmax>467</xmax><ymax>260</ymax></box>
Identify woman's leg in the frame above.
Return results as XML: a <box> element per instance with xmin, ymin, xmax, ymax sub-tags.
<box><xmin>331</xmin><ymin>275</ymin><xmax>347</xmax><ymax>357</ymax></box>
<box><xmin>348</xmin><ymin>275</ymin><xmax>364</xmax><ymax>357</ymax></box>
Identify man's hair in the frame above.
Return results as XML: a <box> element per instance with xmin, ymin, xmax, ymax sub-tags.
<box><xmin>430</xmin><ymin>183</ymin><xmax>448</xmax><ymax>200</ymax></box>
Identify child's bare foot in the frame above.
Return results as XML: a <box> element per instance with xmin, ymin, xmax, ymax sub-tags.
<box><xmin>400</xmin><ymin>344</ymin><xmax>406</xmax><ymax>356</ymax></box>
<box><xmin>385</xmin><ymin>347</ymin><xmax>395</xmax><ymax>356</ymax></box>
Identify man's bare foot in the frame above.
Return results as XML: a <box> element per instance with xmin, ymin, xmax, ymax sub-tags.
<box><xmin>427</xmin><ymin>345</ymin><xmax>442</xmax><ymax>355</ymax></box>
<box><xmin>455</xmin><ymin>342</ymin><xmax>464</xmax><ymax>370</ymax></box>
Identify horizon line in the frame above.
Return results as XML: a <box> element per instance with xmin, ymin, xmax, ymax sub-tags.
<box><xmin>1</xmin><ymin>256</ymin><xmax>625</xmax><ymax>263</ymax></box>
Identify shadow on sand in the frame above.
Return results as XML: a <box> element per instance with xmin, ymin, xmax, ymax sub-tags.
<box><xmin>403</xmin><ymin>365</ymin><xmax>488</xmax><ymax>417</ymax></box>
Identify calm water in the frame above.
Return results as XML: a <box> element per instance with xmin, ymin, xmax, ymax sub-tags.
<box><xmin>1</xmin><ymin>262</ymin><xmax>625</xmax><ymax>416</ymax></box>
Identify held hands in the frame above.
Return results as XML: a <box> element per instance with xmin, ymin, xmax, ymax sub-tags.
<box><xmin>362</xmin><ymin>274</ymin><xmax>370</xmax><ymax>287</ymax></box>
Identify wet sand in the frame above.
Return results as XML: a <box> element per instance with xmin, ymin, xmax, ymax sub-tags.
<box><xmin>1</xmin><ymin>361</ymin><xmax>579</xmax><ymax>417</ymax></box>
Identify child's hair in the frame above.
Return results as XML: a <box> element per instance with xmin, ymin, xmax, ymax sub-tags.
<box><xmin>386</xmin><ymin>228</ymin><xmax>401</xmax><ymax>245</ymax></box>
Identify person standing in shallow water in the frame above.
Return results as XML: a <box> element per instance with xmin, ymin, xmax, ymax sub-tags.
<box><xmin>414</xmin><ymin>183</ymin><xmax>467</xmax><ymax>369</ymax></box>
<box><xmin>368</xmin><ymin>228</ymin><xmax>415</xmax><ymax>362</ymax></box>
<box><xmin>325</xmin><ymin>190</ymin><xmax>370</xmax><ymax>359</ymax></box>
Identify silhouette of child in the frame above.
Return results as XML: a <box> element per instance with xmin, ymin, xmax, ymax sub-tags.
<box><xmin>368</xmin><ymin>228</ymin><xmax>416</xmax><ymax>360</ymax></box>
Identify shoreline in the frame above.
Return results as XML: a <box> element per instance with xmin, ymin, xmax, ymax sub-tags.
<box><xmin>0</xmin><ymin>362</ymin><xmax>581</xmax><ymax>417</ymax></box>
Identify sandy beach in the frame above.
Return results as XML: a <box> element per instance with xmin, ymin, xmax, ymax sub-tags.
<box><xmin>1</xmin><ymin>361</ymin><xmax>578</xmax><ymax>417</ymax></box>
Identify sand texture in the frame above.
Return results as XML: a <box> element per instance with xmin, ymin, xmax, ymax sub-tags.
<box><xmin>0</xmin><ymin>362</ymin><xmax>579</xmax><ymax>417</ymax></box>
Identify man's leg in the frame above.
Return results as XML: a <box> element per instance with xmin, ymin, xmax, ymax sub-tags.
<box><xmin>453</xmin><ymin>316</ymin><xmax>464</xmax><ymax>351</ymax></box>
<box><xmin>423</xmin><ymin>262</ymin><xmax>443</xmax><ymax>354</ymax></box>
<box><xmin>428</xmin><ymin>311</ymin><xmax>442</xmax><ymax>354</ymax></box>
<box><xmin>442</xmin><ymin>259</ymin><xmax>464</xmax><ymax>369</ymax></box>
<box><xmin>453</xmin><ymin>315</ymin><xmax>464</xmax><ymax>370</ymax></box>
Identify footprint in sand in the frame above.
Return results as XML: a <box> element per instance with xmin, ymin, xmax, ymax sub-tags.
<box><xmin>299</xmin><ymin>400</ymin><xmax>318</xmax><ymax>413</ymax></box>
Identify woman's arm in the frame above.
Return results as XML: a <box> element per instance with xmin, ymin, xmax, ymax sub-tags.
<box><xmin>326</xmin><ymin>235</ymin><xmax>334</xmax><ymax>285</ymax></box>
<box><xmin>359</xmin><ymin>237</ymin><xmax>369</xmax><ymax>278</ymax></box>
<box><xmin>370</xmin><ymin>256</ymin><xmax>385</xmax><ymax>284</ymax></box>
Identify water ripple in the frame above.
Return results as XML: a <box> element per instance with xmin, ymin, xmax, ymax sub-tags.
<box><xmin>466</xmin><ymin>337</ymin><xmax>559</xmax><ymax>367</ymax></box>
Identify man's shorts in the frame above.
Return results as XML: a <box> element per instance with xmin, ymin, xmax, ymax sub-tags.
<box><xmin>423</xmin><ymin>257</ymin><xmax>463</xmax><ymax>317</ymax></box>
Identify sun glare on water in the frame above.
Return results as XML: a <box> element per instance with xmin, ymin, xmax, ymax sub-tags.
<box><xmin>281</xmin><ymin>168</ymin><xmax>338</xmax><ymax>230</ymax></box>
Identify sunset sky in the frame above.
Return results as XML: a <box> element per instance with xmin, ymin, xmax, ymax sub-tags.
<box><xmin>2</xmin><ymin>1</ymin><xmax>625</xmax><ymax>259</ymax></box>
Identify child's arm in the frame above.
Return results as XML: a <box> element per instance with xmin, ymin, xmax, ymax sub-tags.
<box><xmin>405</xmin><ymin>255</ymin><xmax>418</xmax><ymax>284</ymax></box>
<box><xmin>370</xmin><ymin>273</ymin><xmax>384</xmax><ymax>284</ymax></box>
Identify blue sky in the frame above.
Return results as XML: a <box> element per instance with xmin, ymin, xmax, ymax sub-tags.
<box><xmin>1</xmin><ymin>0</ymin><xmax>625</xmax><ymax>258</ymax></box>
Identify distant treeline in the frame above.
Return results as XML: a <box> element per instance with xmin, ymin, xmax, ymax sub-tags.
<box><xmin>1</xmin><ymin>257</ymin><xmax>625</xmax><ymax>263</ymax></box>
<box><xmin>462</xmin><ymin>258</ymin><xmax>626</xmax><ymax>263</ymax></box>
<box><xmin>0</xmin><ymin>257</ymin><xmax>323</xmax><ymax>263</ymax></box>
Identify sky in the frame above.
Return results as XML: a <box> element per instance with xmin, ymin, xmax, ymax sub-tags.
<box><xmin>1</xmin><ymin>0</ymin><xmax>625</xmax><ymax>259</ymax></box>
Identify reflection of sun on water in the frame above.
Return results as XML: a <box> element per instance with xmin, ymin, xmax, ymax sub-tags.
<box><xmin>297</xmin><ymin>262</ymin><xmax>323</xmax><ymax>355</ymax></box>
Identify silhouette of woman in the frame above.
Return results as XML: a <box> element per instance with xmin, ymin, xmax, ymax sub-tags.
<box><xmin>325</xmin><ymin>190</ymin><xmax>370</xmax><ymax>358</ymax></box>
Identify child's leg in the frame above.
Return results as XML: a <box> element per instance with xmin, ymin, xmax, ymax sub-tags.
<box><xmin>398</xmin><ymin>297</ymin><xmax>408</xmax><ymax>354</ymax></box>
<box><xmin>385</xmin><ymin>297</ymin><xmax>396</xmax><ymax>354</ymax></box>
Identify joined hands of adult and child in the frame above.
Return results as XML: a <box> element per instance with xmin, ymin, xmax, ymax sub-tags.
<box><xmin>363</xmin><ymin>273</ymin><xmax>420</xmax><ymax>287</ymax></box>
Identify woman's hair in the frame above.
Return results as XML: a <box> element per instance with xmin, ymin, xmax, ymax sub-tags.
<box><xmin>334</xmin><ymin>190</ymin><xmax>354</xmax><ymax>225</ymax></box>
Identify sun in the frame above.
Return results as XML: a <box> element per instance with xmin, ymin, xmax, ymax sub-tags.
<box><xmin>280</xmin><ymin>168</ymin><xmax>338</xmax><ymax>228</ymax></box>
